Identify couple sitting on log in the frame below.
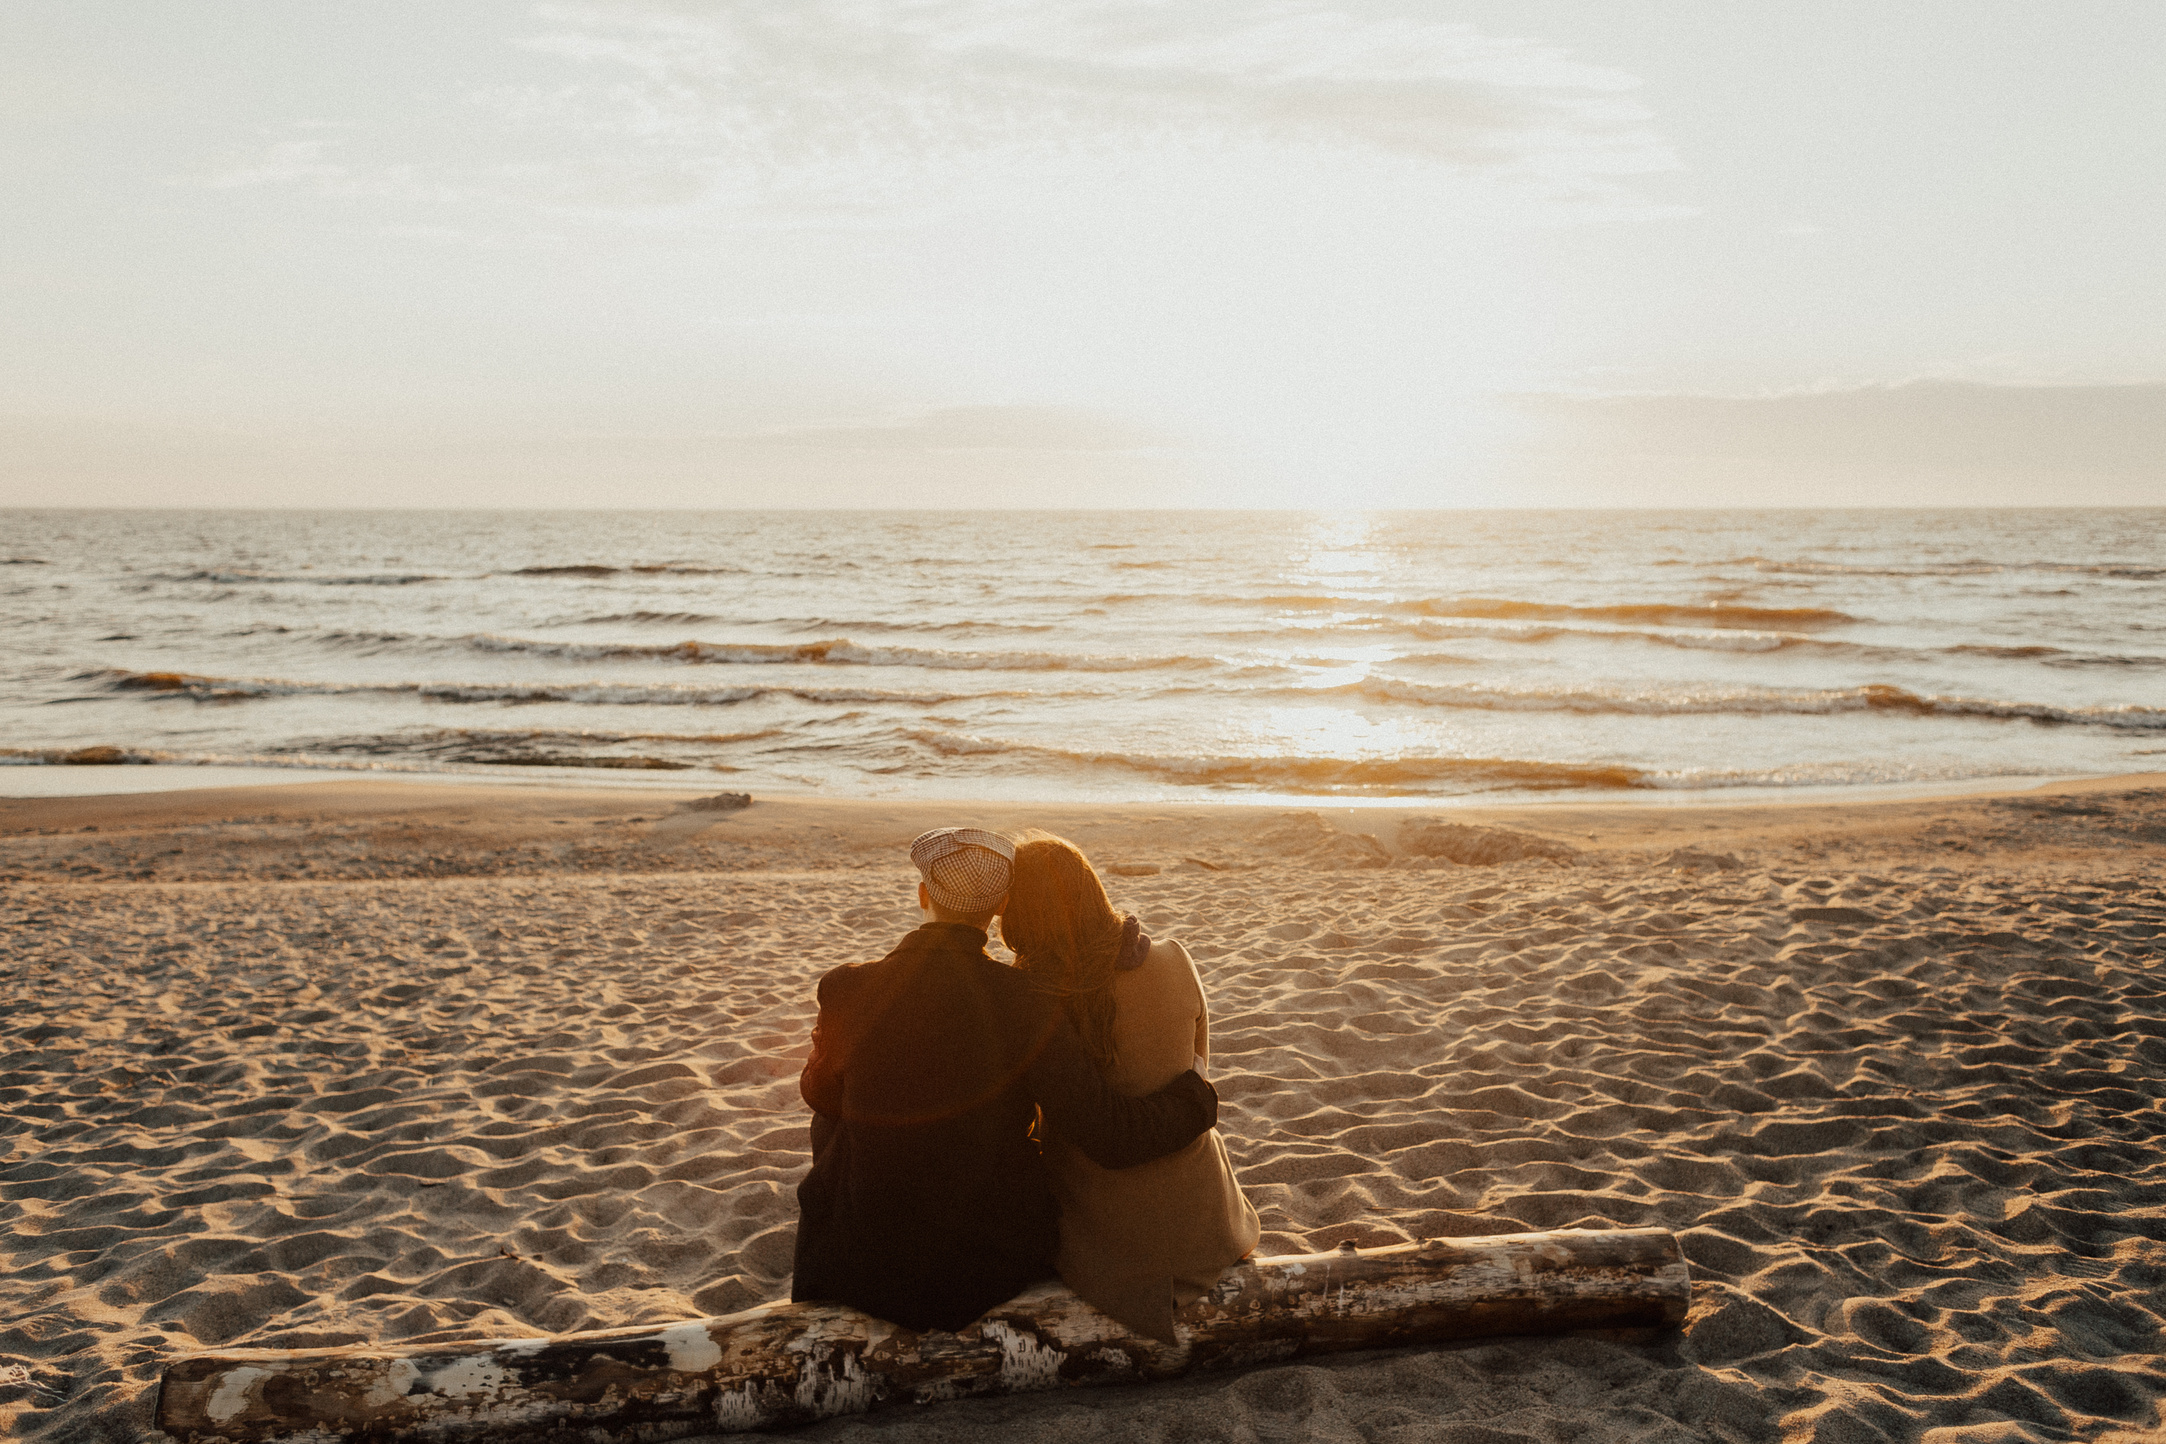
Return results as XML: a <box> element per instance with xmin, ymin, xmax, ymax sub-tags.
<box><xmin>791</xmin><ymin>827</ymin><xmax>1261</xmax><ymax>1342</ymax></box>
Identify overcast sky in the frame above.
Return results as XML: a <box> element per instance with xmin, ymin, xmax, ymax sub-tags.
<box><xmin>3</xmin><ymin>0</ymin><xmax>2161</xmax><ymax>508</ymax></box>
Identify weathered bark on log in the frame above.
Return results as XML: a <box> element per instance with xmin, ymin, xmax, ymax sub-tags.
<box><xmin>157</xmin><ymin>1227</ymin><xmax>1688</xmax><ymax>1443</ymax></box>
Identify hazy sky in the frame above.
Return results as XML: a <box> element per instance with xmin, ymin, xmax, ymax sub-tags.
<box><xmin>3</xmin><ymin>0</ymin><xmax>2161</xmax><ymax>508</ymax></box>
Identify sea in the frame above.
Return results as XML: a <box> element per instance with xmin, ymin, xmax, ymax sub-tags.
<box><xmin>3</xmin><ymin>508</ymin><xmax>2162</xmax><ymax>804</ymax></box>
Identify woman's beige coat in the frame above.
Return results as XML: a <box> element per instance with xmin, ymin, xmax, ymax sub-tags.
<box><xmin>1040</xmin><ymin>938</ymin><xmax>1261</xmax><ymax>1342</ymax></box>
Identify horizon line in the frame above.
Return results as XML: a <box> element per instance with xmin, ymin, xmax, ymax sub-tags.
<box><xmin>4</xmin><ymin>502</ymin><xmax>2162</xmax><ymax>516</ymax></box>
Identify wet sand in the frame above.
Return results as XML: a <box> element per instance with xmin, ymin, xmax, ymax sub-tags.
<box><xmin>3</xmin><ymin>776</ymin><xmax>2164</xmax><ymax>1442</ymax></box>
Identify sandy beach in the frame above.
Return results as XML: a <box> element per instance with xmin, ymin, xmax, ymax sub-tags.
<box><xmin>4</xmin><ymin>775</ymin><xmax>2164</xmax><ymax>1443</ymax></box>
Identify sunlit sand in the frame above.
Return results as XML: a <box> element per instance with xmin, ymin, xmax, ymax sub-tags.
<box><xmin>5</xmin><ymin>777</ymin><xmax>2162</xmax><ymax>1440</ymax></box>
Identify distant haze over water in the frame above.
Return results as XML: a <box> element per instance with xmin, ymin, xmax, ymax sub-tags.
<box><xmin>4</xmin><ymin>509</ymin><xmax>2161</xmax><ymax>802</ymax></box>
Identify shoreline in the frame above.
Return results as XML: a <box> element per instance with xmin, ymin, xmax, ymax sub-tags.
<box><xmin>2</xmin><ymin>760</ymin><xmax>2157</xmax><ymax>810</ymax></box>
<box><xmin>4</xmin><ymin>756</ymin><xmax>2154</xmax><ymax>811</ymax></box>
<box><xmin>3</xmin><ymin>773</ymin><xmax>2161</xmax><ymax>888</ymax></box>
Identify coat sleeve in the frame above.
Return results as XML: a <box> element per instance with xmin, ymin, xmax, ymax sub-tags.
<box><xmin>799</xmin><ymin>975</ymin><xmax>846</xmax><ymax>1118</ymax></box>
<box><xmin>1026</xmin><ymin>1014</ymin><xmax>1218</xmax><ymax>1170</ymax></box>
<box><xmin>1174</xmin><ymin>940</ymin><xmax>1210</xmax><ymax>1066</ymax></box>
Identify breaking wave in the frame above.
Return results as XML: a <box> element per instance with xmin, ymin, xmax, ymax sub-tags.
<box><xmin>1639</xmin><ymin>759</ymin><xmax>2056</xmax><ymax>790</ymax></box>
<box><xmin>562</xmin><ymin>611</ymin><xmax>725</xmax><ymax>627</ymax></box>
<box><xmin>0</xmin><ymin>744</ymin><xmax>735</xmax><ymax>775</ymax></box>
<box><xmin>553</xmin><ymin>613</ymin><xmax>1060</xmax><ymax>636</ymax></box>
<box><xmin>1934</xmin><ymin>643</ymin><xmax>2161</xmax><ymax>668</ymax></box>
<box><xmin>263</xmin><ymin>621</ymin><xmax>2153</xmax><ymax>674</ymax></box>
<box><xmin>1402</xmin><ymin>598</ymin><xmax>1860</xmax><ymax>630</ymax></box>
<box><xmin>1172</xmin><ymin>592</ymin><xmax>1860</xmax><ymax>630</ymax></box>
<box><xmin>154</xmin><ymin>569</ymin><xmax>446</xmax><ymax>586</ymax></box>
<box><xmin>1943</xmin><ymin>643</ymin><xmax>2064</xmax><ymax>659</ymax></box>
<box><xmin>83</xmin><ymin>668</ymin><xmax>1012</xmax><ymax>709</ymax></box>
<box><xmin>280</xmin><ymin>722</ymin><xmax>802</xmax><ymax>771</ymax></box>
<box><xmin>310</xmin><ymin>630</ymin><xmax>428</xmax><ymax>653</ymax></box>
<box><xmin>2043</xmin><ymin>653</ymin><xmax>2166</xmax><ymax>669</ymax></box>
<box><xmin>1726</xmin><ymin>555</ymin><xmax>2166</xmax><ymax>581</ymax></box>
<box><xmin>1334</xmin><ymin>677</ymin><xmax>2166</xmax><ymax>731</ymax></box>
<box><xmin>290</xmin><ymin>724</ymin><xmax>789</xmax><ymax>755</ymax></box>
<box><xmin>512</xmin><ymin>562</ymin><xmax>743</xmax><ymax>577</ymax></box>
<box><xmin>460</xmin><ymin>633</ymin><xmax>1218</xmax><ymax>672</ymax></box>
<box><xmin>1381</xmin><ymin>618</ymin><xmax>1866</xmax><ymax>655</ymax></box>
<box><xmin>1268</xmin><ymin>618</ymin><xmax>2153</xmax><ymax>668</ymax></box>
<box><xmin>905</xmin><ymin>729</ymin><xmax>1648</xmax><ymax>794</ymax></box>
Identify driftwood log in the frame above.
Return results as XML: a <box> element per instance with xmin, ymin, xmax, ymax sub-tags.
<box><xmin>158</xmin><ymin>1227</ymin><xmax>1688</xmax><ymax>1443</ymax></box>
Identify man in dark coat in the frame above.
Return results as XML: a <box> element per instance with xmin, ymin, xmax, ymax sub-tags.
<box><xmin>791</xmin><ymin>826</ymin><xmax>1219</xmax><ymax>1332</ymax></box>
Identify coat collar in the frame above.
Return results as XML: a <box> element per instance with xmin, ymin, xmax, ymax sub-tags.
<box><xmin>900</xmin><ymin>920</ymin><xmax>990</xmax><ymax>955</ymax></box>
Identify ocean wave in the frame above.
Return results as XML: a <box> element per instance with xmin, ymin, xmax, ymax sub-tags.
<box><xmin>905</xmin><ymin>729</ymin><xmax>1647</xmax><ymax>794</ymax></box>
<box><xmin>1639</xmin><ymin>759</ymin><xmax>2055</xmax><ymax>790</ymax></box>
<box><xmin>291</xmin><ymin>724</ymin><xmax>790</xmax><ymax>755</ymax></box>
<box><xmin>154</xmin><ymin>569</ymin><xmax>445</xmax><ymax>586</ymax></box>
<box><xmin>1723</xmin><ymin>555</ymin><xmax>2166</xmax><ymax>581</ymax></box>
<box><xmin>2042</xmin><ymin>652</ymin><xmax>2166</xmax><ymax>669</ymax></box>
<box><xmin>219</xmin><ymin>626</ymin><xmax>446</xmax><ymax>655</ymax></box>
<box><xmin>0</xmin><ymin>744</ymin><xmax>722</xmax><ymax>775</ymax></box>
<box><xmin>1942</xmin><ymin>643</ymin><xmax>2063</xmax><ymax>659</ymax></box>
<box><xmin>1366</xmin><ymin>619</ymin><xmax>2144</xmax><ymax>667</ymax></box>
<box><xmin>452</xmin><ymin>755</ymin><xmax>702</xmax><ymax>769</ymax></box>
<box><xmin>742</xmin><ymin>617</ymin><xmax>1063</xmax><ymax>637</ymax></box>
<box><xmin>353</xmin><ymin>750</ymin><xmax>708</xmax><ymax>770</ymax></box>
<box><xmin>1720</xmin><ymin>556</ymin><xmax>2001</xmax><ymax>577</ymax></box>
<box><xmin>1406</xmin><ymin>597</ymin><xmax>1859</xmax><ymax>629</ymax></box>
<box><xmin>1936</xmin><ymin>644</ymin><xmax>2163</xmax><ymax>669</ymax></box>
<box><xmin>1389</xmin><ymin>651</ymin><xmax>1483</xmax><ymax>667</ymax></box>
<box><xmin>281</xmin><ymin>722</ymin><xmax>798</xmax><ymax>771</ymax></box>
<box><xmin>0</xmin><ymin>745</ymin><xmax>445</xmax><ymax>774</ymax></box>
<box><xmin>1182</xmin><ymin>592</ymin><xmax>1860</xmax><ymax>631</ymax></box>
<box><xmin>1400</xmin><ymin>618</ymin><xmax>1854</xmax><ymax>654</ymax></box>
<box><xmin>3</xmin><ymin>557</ymin><xmax>47</xmax><ymax>565</ymax></box>
<box><xmin>512</xmin><ymin>562</ymin><xmax>743</xmax><ymax>577</ymax></box>
<box><xmin>0</xmin><ymin>745</ymin><xmax>157</xmax><ymax>765</ymax></box>
<box><xmin>2059</xmin><ymin>565</ymin><xmax>2166</xmax><ymax>581</ymax></box>
<box><xmin>1335</xmin><ymin>677</ymin><xmax>2166</xmax><ymax>731</ymax></box>
<box><xmin>1242</xmin><ymin>611</ymin><xmax>1869</xmax><ymax>657</ymax></box>
<box><xmin>314</xmin><ymin>630</ymin><xmax>428</xmax><ymax>652</ymax></box>
<box><xmin>564</xmin><ymin>611</ymin><xmax>725</xmax><ymax>627</ymax></box>
<box><xmin>82</xmin><ymin>668</ymin><xmax>1007</xmax><ymax>709</ymax></box>
<box><xmin>295</xmin><ymin>618</ymin><xmax>2136</xmax><ymax>674</ymax></box>
<box><xmin>551</xmin><ymin>612</ymin><xmax>1055</xmax><ymax>636</ymax></box>
<box><xmin>461</xmin><ymin>633</ymin><xmax>1217</xmax><ymax>672</ymax></box>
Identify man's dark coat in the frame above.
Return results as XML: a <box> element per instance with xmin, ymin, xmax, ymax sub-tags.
<box><xmin>791</xmin><ymin>921</ymin><xmax>1218</xmax><ymax>1332</ymax></box>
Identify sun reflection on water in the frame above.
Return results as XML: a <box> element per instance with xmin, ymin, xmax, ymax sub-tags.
<box><xmin>1290</xmin><ymin>511</ymin><xmax>1385</xmax><ymax>589</ymax></box>
<box><xmin>1223</xmin><ymin>705</ymin><xmax>1440</xmax><ymax>764</ymax></box>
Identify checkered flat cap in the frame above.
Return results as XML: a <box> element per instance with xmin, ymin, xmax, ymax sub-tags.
<box><xmin>910</xmin><ymin>827</ymin><xmax>1015</xmax><ymax>913</ymax></box>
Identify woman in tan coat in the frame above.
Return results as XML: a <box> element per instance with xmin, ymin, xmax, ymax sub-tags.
<box><xmin>1003</xmin><ymin>835</ymin><xmax>1261</xmax><ymax>1342</ymax></box>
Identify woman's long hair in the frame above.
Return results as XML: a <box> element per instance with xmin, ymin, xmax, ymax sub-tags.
<box><xmin>1004</xmin><ymin>834</ymin><xmax>1127</xmax><ymax>1072</ymax></box>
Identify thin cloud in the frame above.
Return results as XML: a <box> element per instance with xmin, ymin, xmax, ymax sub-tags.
<box><xmin>493</xmin><ymin>0</ymin><xmax>1680</xmax><ymax>207</ymax></box>
<box><xmin>184</xmin><ymin>3</ymin><xmax>1679</xmax><ymax>222</ymax></box>
<box><xmin>200</xmin><ymin>139</ymin><xmax>347</xmax><ymax>191</ymax></box>
<box><xmin>190</xmin><ymin>137</ymin><xmax>459</xmax><ymax>207</ymax></box>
